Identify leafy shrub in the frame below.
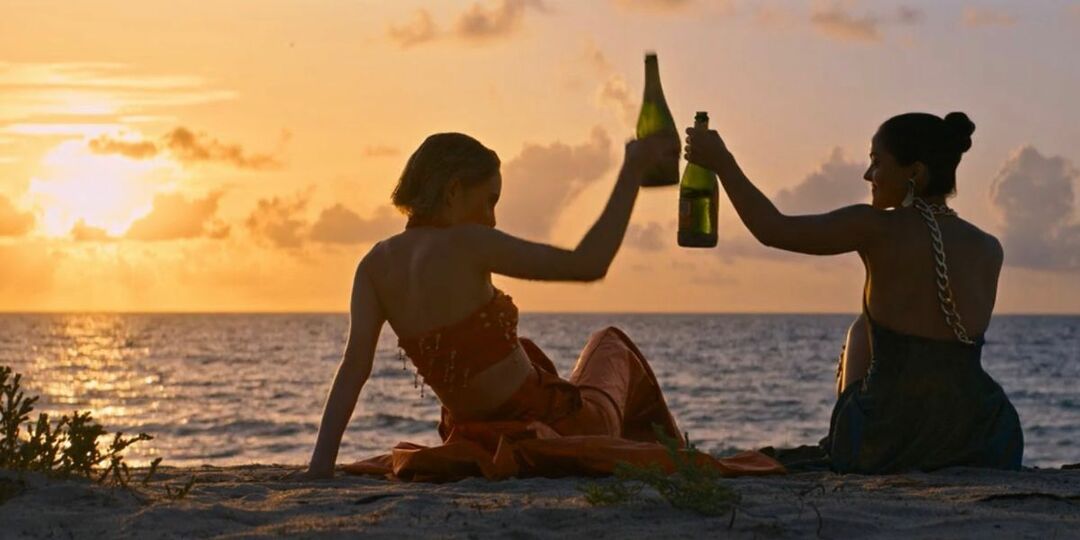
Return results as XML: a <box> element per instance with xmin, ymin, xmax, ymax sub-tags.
<box><xmin>1</xmin><ymin>365</ymin><xmax>154</xmax><ymax>487</ymax></box>
<box><xmin>580</xmin><ymin>427</ymin><xmax>741</xmax><ymax>516</ymax></box>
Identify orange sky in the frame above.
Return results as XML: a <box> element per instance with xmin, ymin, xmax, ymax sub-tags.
<box><xmin>1</xmin><ymin>1</ymin><xmax>1079</xmax><ymax>313</ymax></box>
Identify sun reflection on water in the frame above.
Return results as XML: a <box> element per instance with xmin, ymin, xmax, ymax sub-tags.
<box><xmin>15</xmin><ymin>314</ymin><xmax>164</xmax><ymax>464</ymax></box>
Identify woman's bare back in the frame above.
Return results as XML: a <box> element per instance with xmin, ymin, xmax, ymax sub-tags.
<box><xmin>365</xmin><ymin>228</ymin><xmax>495</xmax><ymax>338</ymax></box>
<box><xmin>863</xmin><ymin>208</ymin><xmax>1003</xmax><ymax>340</ymax></box>
<box><xmin>363</xmin><ymin>227</ymin><xmax>534</xmax><ymax>414</ymax></box>
<box><xmin>839</xmin><ymin>209</ymin><xmax>1003</xmax><ymax>394</ymax></box>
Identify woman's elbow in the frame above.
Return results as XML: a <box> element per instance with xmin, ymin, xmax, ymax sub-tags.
<box><xmin>742</xmin><ymin>211</ymin><xmax>788</xmax><ymax>249</ymax></box>
<box><xmin>565</xmin><ymin>253</ymin><xmax>610</xmax><ymax>282</ymax></box>
<box><xmin>749</xmin><ymin>220</ymin><xmax>787</xmax><ymax>249</ymax></box>
<box><xmin>567</xmin><ymin>261</ymin><xmax>609</xmax><ymax>282</ymax></box>
<box><xmin>571</xmin><ymin>266</ymin><xmax>607</xmax><ymax>282</ymax></box>
<box><xmin>759</xmin><ymin>235</ymin><xmax>783</xmax><ymax>249</ymax></box>
<box><xmin>748</xmin><ymin>227</ymin><xmax>779</xmax><ymax>249</ymax></box>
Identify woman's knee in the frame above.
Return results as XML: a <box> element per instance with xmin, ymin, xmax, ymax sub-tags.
<box><xmin>588</xmin><ymin>327</ymin><xmax>639</xmax><ymax>354</ymax></box>
<box><xmin>589</xmin><ymin>326</ymin><xmax>624</xmax><ymax>342</ymax></box>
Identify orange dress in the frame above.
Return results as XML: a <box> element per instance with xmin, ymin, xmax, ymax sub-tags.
<box><xmin>343</xmin><ymin>289</ymin><xmax>785</xmax><ymax>481</ymax></box>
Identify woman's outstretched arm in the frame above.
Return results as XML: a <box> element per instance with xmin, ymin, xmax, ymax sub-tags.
<box><xmin>458</xmin><ymin>134</ymin><xmax>678</xmax><ymax>281</ymax></box>
<box><xmin>684</xmin><ymin>127</ymin><xmax>889</xmax><ymax>255</ymax></box>
<box><xmin>302</xmin><ymin>257</ymin><xmax>385</xmax><ymax>479</ymax></box>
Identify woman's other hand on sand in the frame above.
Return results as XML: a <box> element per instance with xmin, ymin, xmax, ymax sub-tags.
<box><xmin>282</xmin><ymin>466</ymin><xmax>335</xmax><ymax>482</ymax></box>
<box><xmin>684</xmin><ymin>127</ymin><xmax>731</xmax><ymax>173</ymax></box>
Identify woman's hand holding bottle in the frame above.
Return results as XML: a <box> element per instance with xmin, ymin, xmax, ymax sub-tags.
<box><xmin>623</xmin><ymin>133</ymin><xmax>681</xmax><ymax>184</ymax></box>
<box><xmin>684</xmin><ymin>126</ymin><xmax>732</xmax><ymax>174</ymax></box>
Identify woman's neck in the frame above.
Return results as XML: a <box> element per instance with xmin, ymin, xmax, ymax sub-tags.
<box><xmin>405</xmin><ymin>214</ymin><xmax>453</xmax><ymax>229</ymax></box>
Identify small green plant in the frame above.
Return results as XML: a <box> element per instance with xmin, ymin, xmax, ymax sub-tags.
<box><xmin>580</xmin><ymin>426</ymin><xmax>741</xmax><ymax>517</ymax></box>
<box><xmin>0</xmin><ymin>366</ymin><xmax>155</xmax><ymax>488</ymax></box>
<box><xmin>580</xmin><ymin>475</ymin><xmax>645</xmax><ymax>505</ymax></box>
<box><xmin>142</xmin><ymin>457</ymin><xmax>163</xmax><ymax>485</ymax></box>
<box><xmin>164</xmin><ymin>474</ymin><xmax>196</xmax><ymax>500</ymax></box>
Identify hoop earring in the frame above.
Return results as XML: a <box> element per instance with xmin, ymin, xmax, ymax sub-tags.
<box><xmin>901</xmin><ymin>178</ymin><xmax>916</xmax><ymax>208</ymax></box>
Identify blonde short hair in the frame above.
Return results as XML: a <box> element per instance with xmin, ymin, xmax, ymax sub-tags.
<box><xmin>391</xmin><ymin>133</ymin><xmax>500</xmax><ymax>219</ymax></box>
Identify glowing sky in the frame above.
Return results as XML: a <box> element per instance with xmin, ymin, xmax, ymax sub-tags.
<box><xmin>1</xmin><ymin>0</ymin><xmax>1078</xmax><ymax>313</ymax></box>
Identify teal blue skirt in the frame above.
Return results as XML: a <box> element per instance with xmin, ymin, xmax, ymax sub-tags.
<box><xmin>823</xmin><ymin>321</ymin><xmax>1023</xmax><ymax>473</ymax></box>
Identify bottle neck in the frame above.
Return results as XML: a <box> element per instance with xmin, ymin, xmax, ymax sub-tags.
<box><xmin>693</xmin><ymin>119</ymin><xmax>709</xmax><ymax>130</ymax></box>
<box><xmin>643</xmin><ymin>59</ymin><xmax>662</xmax><ymax>97</ymax></box>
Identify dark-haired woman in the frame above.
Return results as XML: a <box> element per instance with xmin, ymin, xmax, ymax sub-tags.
<box><xmin>685</xmin><ymin>112</ymin><xmax>1023</xmax><ymax>473</ymax></box>
<box><xmin>297</xmin><ymin>133</ymin><xmax>784</xmax><ymax>481</ymax></box>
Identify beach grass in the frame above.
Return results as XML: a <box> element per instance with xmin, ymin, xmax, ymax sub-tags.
<box><xmin>580</xmin><ymin>426</ymin><xmax>741</xmax><ymax>517</ymax></box>
<box><xmin>1</xmin><ymin>365</ymin><xmax>154</xmax><ymax>487</ymax></box>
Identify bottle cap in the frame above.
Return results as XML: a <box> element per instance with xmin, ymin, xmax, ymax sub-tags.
<box><xmin>645</xmin><ymin>51</ymin><xmax>658</xmax><ymax>62</ymax></box>
<box><xmin>695</xmin><ymin>111</ymin><xmax>709</xmax><ymax>122</ymax></box>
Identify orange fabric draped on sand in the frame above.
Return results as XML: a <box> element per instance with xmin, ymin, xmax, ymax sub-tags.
<box><xmin>343</xmin><ymin>327</ymin><xmax>786</xmax><ymax>482</ymax></box>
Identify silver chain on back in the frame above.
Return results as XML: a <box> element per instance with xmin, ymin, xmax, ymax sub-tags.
<box><xmin>912</xmin><ymin>198</ymin><xmax>975</xmax><ymax>345</ymax></box>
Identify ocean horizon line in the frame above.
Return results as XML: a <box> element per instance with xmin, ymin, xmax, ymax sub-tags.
<box><xmin>2</xmin><ymin>310</ymin><xmax>1078</xmax><ymax>317</ymax></box>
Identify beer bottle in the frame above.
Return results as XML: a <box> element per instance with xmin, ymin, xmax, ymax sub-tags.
<box><xmin>678</xmin><ymin>112</ymin><xmax>719</xmax><ymax>247</ymax></box>
<box><xmin>636</xmin><ymin>52</ymin><xmax>680</xmax><ymax>187</ymax></box>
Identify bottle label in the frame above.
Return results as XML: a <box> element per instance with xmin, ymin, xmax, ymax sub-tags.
<box><xmin>679</xmin><ymin>197</ymin><xmax>691</xmax><ymax>230</ymax></box>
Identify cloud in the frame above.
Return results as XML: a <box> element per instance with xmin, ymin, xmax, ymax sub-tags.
<box><xmin>754</xmin><ymin>5</ymin><xmax>799</xmax><ymax>29</ymax></box>
<box><xmin>0</xmin><ymin>62</ymin><xmax>235</xmax><ymax>124</ymax></box>
<box><xmin>362</xmin><ymin>145</ymin><xmax>400</xmax><ymax>157</ymax></box>
<box><xmin>2</xmin><ymin>122</ymin><xmax>122</xmax><ymax>138</ymax></box>
<box><xmin>388</xmin><ymin>1</ymin><xmax>547</xmax><ymax>47</ymax></box>
<box><xmin>455</xmin><ymin>0</ymin><xmax>547</xmax><ymax>42</ymax></box>
<box><xmin>625</xmin><ymin>221</ymin><xmax>669</xmax><ymax>251</ymax></box>
<box><xmin>0</xmin><ymin>194</ymin><xmax>34</xmax><ymax>236</ymax></box>
<box><xmin>88</xmin><ymin>136</ymin><xmax>158</xmax><ymax>159</ymax></box>
<box><xmin>244</xmin><ymin>191</ymin><xmax>403</xmax><ymax>249</ymax></box>
<box><xmin>597</xmin><ymin>76</ymin><xmax>637</xmax><ymax>124</ymax></box>
<box><xmin>245</xmin><ymin>193</ymin><xmax>310</xmax><ymax>249</ymax></box>
<box><xmin>498</xmin><ymin>126</ymin><xmax>614</xmax><ymax>239</ymax></box>
<box><xmin>388</xmin><ymin>9</ymin><xmax>439</xmax><ymax>48</ymax></box>
<box><xmin>810</xmin><ymin>5</ymin><xmax>880</xmax><ymax>42</ymax></box>
<box><xmin>810</xmin><ymin>3</ymin><xmax>923</xmax><ymax>43</ymax></box>
<box><xmin>895</xmin><ymin>6</ymin><xmax>924</xmax><ymax>25</ymax></box>
<box><xmin>773</xmin><ymin>147</ymin><xmax>868</xmax><ymax>214</ymax></box>
<box><xmin>612</xmin><ymin>0</ymin><xmax>737</xmax><ymax>15</ymax></box>
<box><xmin>962</xmin><ymin>6</ymin><xmax>1017</xmax><ymax>28</ymax></box>
<box><xmin>582</xmin><ymin>39</ymin><xmax>613</xmax><ymax>74</ymax></box>
<box><xmin>989</xmin><ymin>146</ymin><xmax>1080</xmax><ymax>270</ymax></box>
<box><xmin>612</xmin><ymin>0</ymin><xmax>693</xmax><ymax>12</ymax></box>
<box><xmin>164</xmin><ymin>128</ymin><xmax>281</xmax><ymax>170</ymax></box>
<box><xmin>70</xmin><ymin>219</ymin><xmax>111</xmax><ymax>242</ymax></box>
<box><xmin>87</xmin><ymin>127</ymin><xmax>283</xmax><ymax>170</ymax></box>
<box><xmin>310</xmin><ymin>204</ymin><xmax>402</xmax><ymax>244</ymax></box>
<box><xmin>125</xmin><ymin>191</ymin><xmax>229</xmax><ymax>241</ymax></box>
<box><xmin>582</xmin><ymin>41</ymin><xmax>637</xmax><ymax>124</ymax></box>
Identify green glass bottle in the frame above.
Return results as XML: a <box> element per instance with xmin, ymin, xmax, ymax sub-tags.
<box><xmin>678</xmin><ymin>112</ymin><xmax>718</xmax><ymax>248</ymax></box>
<box><xmin>636</xmin><ymin>52</ymin><xmax>680</xmax><ymax>187</ymax></box>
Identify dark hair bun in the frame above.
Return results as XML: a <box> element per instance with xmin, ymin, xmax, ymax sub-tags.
<box><xmin>943</xmin><ymin>112</ymin><xmax>975</xmax><ymax>153</ymax></box>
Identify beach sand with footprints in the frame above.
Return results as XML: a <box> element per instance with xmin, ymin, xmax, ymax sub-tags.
<box><xmin>3</xmin><ymin>464</ymin><xmax>1078</xmax><ymax>539</ymax></box>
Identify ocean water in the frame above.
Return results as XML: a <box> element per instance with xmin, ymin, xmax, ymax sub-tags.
<box><xmin>0</xmin><ymin>313</ymin><xmax>1076</xmax><ymax>469</ymax></box>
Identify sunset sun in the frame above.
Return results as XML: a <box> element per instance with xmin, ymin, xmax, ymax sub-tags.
<box><xmin>26</xmin><ymin>138</ymin><xmax>179</xmax><ymax>237</ymax></box>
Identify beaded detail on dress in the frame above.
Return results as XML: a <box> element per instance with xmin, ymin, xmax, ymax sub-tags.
<box><xmin>397</xmin><ymin>288</ymin><xmax>519</xmax><ymax>395</ymax></box>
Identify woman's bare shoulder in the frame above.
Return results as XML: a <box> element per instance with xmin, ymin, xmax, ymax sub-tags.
<box><xmin>981</xmin><ymin>229</ymin><xmax>1005</xmax><ymax>264</ymax></box>
<box><xmin>357</xmin><ymin>234</ymin><xmax>403</xmax><ymax>277</ymax></box>
<box><xmin>951</xmin><ymin>219</ymin><xmax>1004</xmax><ymax>267</ymax></box>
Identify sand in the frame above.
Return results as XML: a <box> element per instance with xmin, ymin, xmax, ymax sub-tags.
<box><xmin>1</xmin><ymin>464</ymin><xmax>1078</xmax><ymax>539</ymax></box>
